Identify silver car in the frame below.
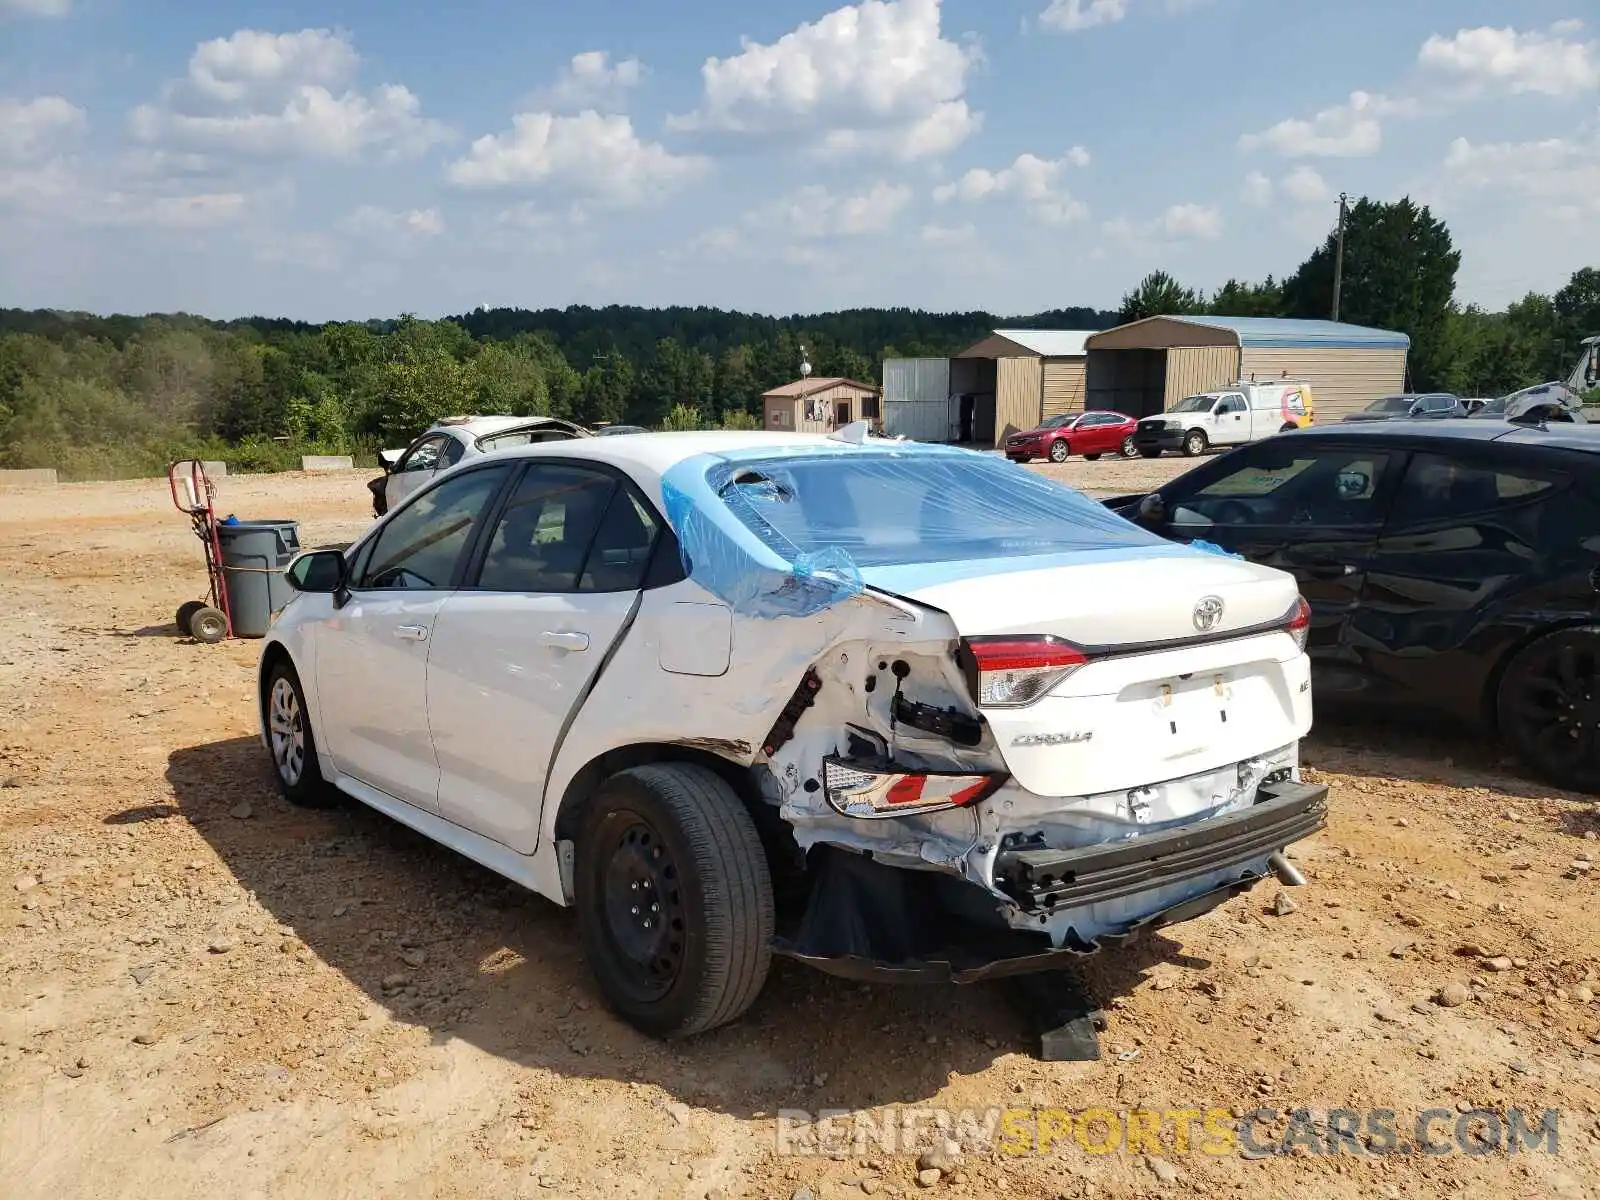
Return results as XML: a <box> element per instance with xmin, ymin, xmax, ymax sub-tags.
<box><xmin>369</xmin><ymin>415</ymin><xmax>589</xmax><ymax>516</ymax></box>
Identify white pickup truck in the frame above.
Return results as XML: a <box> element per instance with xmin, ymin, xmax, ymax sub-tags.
<box><xmin>1134</xmin><ymin>380</ymin><xmax>1314</xmax><ymax>458</ymax></box>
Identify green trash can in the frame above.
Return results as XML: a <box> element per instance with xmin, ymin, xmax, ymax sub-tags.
<box><xmin>217</xmin><ymin>519</ymin><xmax>301</xmax><ymax>638</ymax></box>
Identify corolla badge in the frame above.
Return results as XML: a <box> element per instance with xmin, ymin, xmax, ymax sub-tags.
<box><xmin>1192</xmin><ymin>595</ymin><xmax>1225</xmax><ymax>632</ymax></box>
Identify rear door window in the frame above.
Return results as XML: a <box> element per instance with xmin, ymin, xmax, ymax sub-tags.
<box><xmin>1385</xmin><ymin>454</ymin><xmax>1562</xmax><ymax>528</ymax></box>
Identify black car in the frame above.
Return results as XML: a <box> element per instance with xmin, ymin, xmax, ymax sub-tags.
<box><xmin>1342</xmin><ymin>393</ymin><xmax>1465</xmax><ymax>422</ymax></box>
<box><xmin>1105</xmin><ymin>420</ymin><xmax>1600</xmax><ymax>791</ymax></box>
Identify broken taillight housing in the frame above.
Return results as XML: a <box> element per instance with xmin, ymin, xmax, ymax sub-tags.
<box><xmin>1283</xmin><ymin>595</ymin><xmax>1311</xmax><ymax>653</ymax></box>
<box><xmin>961</xmin><ymin>635</ymin><xmax>1088</xmax><ymax>708</ymax></box>
<box><xmin>821</xmin><ymin>756</ymin><xmax>1005</xmax><ymax>820</ymax></box>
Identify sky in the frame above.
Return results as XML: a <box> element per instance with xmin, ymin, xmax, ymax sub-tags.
<box><xmin>0</xmin><ymin>0</ymin><xmax>1595</xmax><ymax>321</ymax></box>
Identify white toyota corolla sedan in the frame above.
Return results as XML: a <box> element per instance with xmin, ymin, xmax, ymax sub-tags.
<box><xmin>261</xmin><ymin>426</ymin><xmax>1325</xmax><ymax>1037</ymax></box>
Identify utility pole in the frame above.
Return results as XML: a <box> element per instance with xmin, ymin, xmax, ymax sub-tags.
<box><xmin>1331</xmin><ymin>192</ymin><xmax>1349</xmax><ymax>322</ymax></box>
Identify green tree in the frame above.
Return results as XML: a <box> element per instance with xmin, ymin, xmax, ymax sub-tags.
<box><xmin>1282</xmin><ymin>197</ymin><xmax>1460</xmax><ymax>390</ymax></box>
<box><xmin>1208</xmin><ymin>277</ymin><xmax>1284</xmax><ymax>317</ymax></box>
<box><xmin>1118</xmin><ymin>271</ymin><xmax>1203</xmax><ymax>323</ymax></box>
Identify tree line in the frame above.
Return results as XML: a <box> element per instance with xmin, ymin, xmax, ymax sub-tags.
<box><xmin>0</xmin><ymin>194</ymin><xmax>1595</xmax><ymax>480</ymax></box>
<box><xmin>1118</xmin><ymin>198</ymin><xmax>1600</xmax><ymax>400</ymax></box>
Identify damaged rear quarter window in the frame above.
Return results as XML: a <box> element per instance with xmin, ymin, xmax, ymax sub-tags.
<box><xmin>718</xmin><ymin>451</ymin><xmax>1164</xmax><ymax>569</ymax></box>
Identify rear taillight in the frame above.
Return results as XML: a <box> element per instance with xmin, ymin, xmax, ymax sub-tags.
<box><xmin>963</xmin><ymin>636</ymin><xmax>1088</xmax><ymax>708</ymax></box>
<box><xmin>1283</xmin><ymin>595</ymin><xmax>1311</xmax><ymax>652</ymax></box>
<box><xmin>822</xmin><ymin>757</ymin><xmax>1004</xmax><ymax>820</ymax></box>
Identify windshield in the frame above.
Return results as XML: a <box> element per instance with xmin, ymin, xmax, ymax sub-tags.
<box><xmin>717</xmin><ymin>451</ymin><xmax>1164</xmax><ymax>569</ymax></box>
<box><xmin>1039</xmin><ymin>414</ymin><xmax>1073</xmax><ymax>429</ymax></box>
<box><xmin>1366</xmin><ymin>396</ymin><xmax>1415</xmax><ymax>414</ymax></box>
<box><xmin>1170</xmin><ymin>394</ymin><xmax>1217</xmax><ymax>414</ymax></box>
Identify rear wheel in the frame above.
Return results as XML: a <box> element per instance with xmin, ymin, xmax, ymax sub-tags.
<box><xmin>1048</xmin><ymin>440</ymin><xmax>1070</xmax><ymax>463</ymax></box>
<box><xmin>1183</xmin><ymin>429</ymin><xmax>1209</xmax><ymax>457</ymax></box>
<box><xmin>1138</xmin><ymin>448</ymin><xmax>1162</xmax><ymax>459</ymax></box>
<box><xmin>1497</xmin><ymin>627</ymin><xmax>1600</xmax><ymax>793</ymax></box>
<box><xmin>1279</xmin><ymin>422</ymin><xmax>1299</xmax><ymax>434</ymax></box>
<box><xmin>188</xmin><ymin>606</ymin><xmax>228</xmax><ymax>643</ymax></box>
<box><xmin>264</xmin><ymin>660</ymin><xmax>337</xmax><ymax>807</ymax></box>
<box><xmin>175</xmin><ymin>600</ymin><xmax>205</xmax><ymax>634</ymax></box>
<box><xmin>576</xmin><ymin>764</ymin><xmax>773</xmax><ymax>1037</ymax></box>
<box><xmin>1121</xmin><ymin>434</ymin><xmax>1136</xmax><ymax>457</ymax></box>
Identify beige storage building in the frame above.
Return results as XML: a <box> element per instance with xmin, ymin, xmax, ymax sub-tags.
<box><xmin>1084</xmin><ymin>316</ymin><xmax>1410</xmax><ymax>422</ymax></box>
<box><xmin>946</xmin><ymin>329</ymin><xmax>1095</xmax><ymax>446</ymax></box>
<box><xmin>761</xmin><ymin>377</ymin><xmax>880</xmax><ymax>434</ymax></box>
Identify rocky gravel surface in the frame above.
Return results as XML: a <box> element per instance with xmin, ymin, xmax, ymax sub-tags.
<box><xmin>2</xmin><ymin>465</ymin><xmax>1599</xmax><ymax>1199</ymax></box>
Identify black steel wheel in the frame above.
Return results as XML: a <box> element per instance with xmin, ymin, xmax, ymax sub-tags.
<box><xmin>1497</xmin><ymin>627</ymin><xmax>1600</xmax><ymax>793</ymax></box>
<box><xmin>576</xmin><ymin>764</ymin><xmax>773</xmax><ymax>1037</ymax></box>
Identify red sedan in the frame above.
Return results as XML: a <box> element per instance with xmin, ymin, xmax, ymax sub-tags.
<box><xmin>1004</xmin><ymin>411</ymin><xmax>1138</xmax><ymax>463</ymax></box>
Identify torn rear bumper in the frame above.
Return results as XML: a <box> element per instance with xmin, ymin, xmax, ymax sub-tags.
<box><xmin>994</xmin><ymin>779</ymin><xmax>1327</xmax><ymax>913</ymax></box>
<box><xmin>772</xmin><ymin>779</ymin><xmax>1328</xmax><ymax>985</ymax></box>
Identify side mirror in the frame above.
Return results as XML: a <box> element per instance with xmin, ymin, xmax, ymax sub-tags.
<box><xmin>285</xmin><ymin>549</ymin><xmax>347</xmax><ymax>593</ymax></box>
<box><xmin>1137</xmin><ymin>493</ymin><xmax>1166</xmax><ymax>524</ymax></box>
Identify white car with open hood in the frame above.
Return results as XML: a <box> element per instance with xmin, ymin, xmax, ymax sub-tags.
<box><xmin>260</xmin><ymin>427</ymin><xmax>1325</xmax><ymax>1038</ymax></box>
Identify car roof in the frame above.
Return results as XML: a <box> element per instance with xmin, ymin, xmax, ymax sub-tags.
<box><xmin>1289</xmin><ymin>418</ymin><xmax>1600</xmax><ymax>451</ymax></box>
<box><xmin>470</xmin><ymin>430</ymin><xmax>860</xmax><ymax>489</ymax></box>
<box><xmin>431</xmin><ymin>414</ymin><xmax>560</xmax><ymax>438</ymax></box>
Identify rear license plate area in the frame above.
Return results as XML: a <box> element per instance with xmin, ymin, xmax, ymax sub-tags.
<box><xmin>1151</xmin><ymin>672</ymin><xmax>1233</xmax><ymax>757</ymax></box>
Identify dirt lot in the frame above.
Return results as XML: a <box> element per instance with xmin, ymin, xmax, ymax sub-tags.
<box><xmin>2</xmin><ymin>461</ymin><xmax>1599</xmax><ymax>1200</ymax></box>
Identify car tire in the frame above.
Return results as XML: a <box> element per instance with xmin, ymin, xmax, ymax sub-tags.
<box><xmin>1183</xmin><ymin>430</ymin><xmax>1209</xmax><ymax>457</ymax></box>
<box><xmin>264</xmin><ymin>659</ymin><xmax>338</xmax><ymax>807</ymax></box>
<box><xmin>1048</xmin><ymin>440</ymin><xmax>1070</xmax><ymax>463</ymax></box>
<box><xmin>1121</xmin><ymin>435</ymin><xmax>1136</xmax><ymax>457</ymax></box>
<box><xmin>188</xmin><ymin>606</ymin><xmax>229</xmax><ymax>644</ymax></box>
<box><xmin>576</xmin><ymin>763</ymin><xmax>774</xmax><ymax>1038</ymax></box>
<box><xmin>1083</xmin><ymin>452</ymin><xmax>1101</xmax><ymax>461</ymax></box>
<box><xmin>1006</xmin><ymin>455</ymin><xmax>1030</xmax><ymax>464</ymax></box>
<box><xmin>176</xmin><ymin>600</ymin><xmax>206</xmax><ymax>634</ymax></box>
<box><xmin>1496</xmin><ymin>626</ymin><xmax>1600</xmax><ymax>793</ymax></box>
<box><xmin>1279</xmin><ymin>423</ymin><xmax>1299</xmax><ymax>434</ymax></box>
<box><xmin>1138</xmin><ymin>448</ymin><xmax>1162</xmax><ymax>459</ymax></box>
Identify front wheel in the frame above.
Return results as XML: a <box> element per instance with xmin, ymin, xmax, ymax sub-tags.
<box><xmin>576</xmin><ymin>764</ymin><xmax>774</xmax><ymax>1037</ymax></box>
<box><xmin>1083</xmin><ymin>452</ymin><xmax>1102</xmax><ymax>461</ymax></box>
<box><xmin>1183</xmin><ymin>430</ymin><xmax>1209</xmax><ymax>457</ymax></box>
<box><xmin>1048</xmin><ymin>440</ymin><xmax>1070</xmax><ymax>463</ymax></box>
<box><xmin>1138</xmin><ymin>448</ymin><xmax>1162</xmax><ymax>459</ymax></box>
<box><xmin>1496</xmin><ymin>627</ymin><xmax>1600</xmax><ymax>793</ymax></box>
<box><xmin>1121</xmin><ymin>434</ymin><xmax>1136</xmax><ymax>457</ymax></box>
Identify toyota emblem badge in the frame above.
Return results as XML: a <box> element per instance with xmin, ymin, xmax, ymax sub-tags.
<box><xmin>1192</xmin><ymin>595</ymin><xmax>1225</xmax><ymax>632</ymax></box>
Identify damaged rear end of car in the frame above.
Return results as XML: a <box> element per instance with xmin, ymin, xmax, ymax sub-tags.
<box><xmin>655</xmin><ymin>441</ymin><xmax>1327</xmax><ymax>984</ymax></box>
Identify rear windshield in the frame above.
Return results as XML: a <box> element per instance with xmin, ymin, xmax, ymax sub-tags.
<box><xmin>715</xmin><ymin>451</ymin><xmax>1162</xmax><ymax>569</ymax></box>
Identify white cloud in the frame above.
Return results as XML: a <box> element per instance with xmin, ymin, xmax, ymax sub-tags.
<box><xmin>1103</xmin><ymin>201</ymin><xmax>1221</xmax><ymax>246</ymax></box>
<box><xmin>920</xmin><ymin>221</ymin><xmax>975</xmax><ymax>244</ymax></box>
<box><xmin>933</xmin><ymin>150</ymin><xmax>1089</xmax><ymax>224</ymax></box>
<box><xmin>1161</xmin><ymin>202</ymin><xmax>1222</xmax><ymax>239</ymax></box>
<box><xmin>0</xmin><ymin>0</ymin><xmax>70</xmax><ymax>15</ymax></box>
<box><xmin>447</xmin><ymin>110</ymin><xmax>705</xmax><ymax>204</ymax></box>
<box><xmin>344</xmin><ymin>205</ymin><xmax>444</xmax><ymax>238</ymax></box>
<box><xmin>755</xmin><ymin>181</ymin><xmax>913</xmax><ymax>238</ymax></box>
<box><xmin>1240</xmin><ymin>169</ymin><xmax>1273</xmax><ymax>206</ymax></box>
<box><xmin>1280</xmin><ymin>164</ymin><xmax>1329</xmax><ymax>204</ymax></box>
<box><xmin>1419</xmin><ymin>24</ymin><xmax>1600</xmax><ymax>98</ymax></box>
<box><xmin>130</xmin><ymin>28</ymin><xmax>450</xmax><ymax>161</ymax></box>
<box><xmin>0</xmin><ymin>96</ymin><xmax>85</xmax><ymax>162</ymax></box>
<box><xmin>1038</xmin><ymin>0</ymin><xmax>1127</xmax><ymax>33</ymax></box>
<box><xmin>537</xmin><ymin>51</ymin><xmax>644</xmax><ymax>112</ymax></box>
<box><xmin>669</xmin><ymin>0</ymin><xmax>981</xmax><ymax>161</ymax></box>
<box><xmin>1238</xmin><ymin>90</ymin><xmax>1413</xmax><ymax>158</ymax></box>
<box><xmin>1443</xmin><ymin>133</ymin><xmax>1600</xmax><ymax>215</ymax></box>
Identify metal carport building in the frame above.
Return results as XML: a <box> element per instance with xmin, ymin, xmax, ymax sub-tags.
<box><xmin>1084</xmin><ymin>316</ymin><xmax>1410</xmax><ymax>422</ymax></box>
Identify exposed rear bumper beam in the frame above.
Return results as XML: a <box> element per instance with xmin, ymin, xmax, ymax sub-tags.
<box><xmin>995</xmin><ymin>779</ymin><xmax>1328</xmax><ymax>913</ymax></box>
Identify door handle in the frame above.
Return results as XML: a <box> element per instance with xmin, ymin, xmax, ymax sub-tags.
<box><xmin>394</xmin><ymin>624</ymin><xmax>429</xmax><ymax>642</ymax></box>
<box><xmin>538</xmin><ymin>630</ymin><xmax>590</xmax><ymax>652</ymax></box>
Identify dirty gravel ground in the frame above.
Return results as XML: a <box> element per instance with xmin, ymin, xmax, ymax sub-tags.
<box><xmin>3</xmin><ymin>460</ymin><xmax>1599</xmax><ymax>1200</ymax></box>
